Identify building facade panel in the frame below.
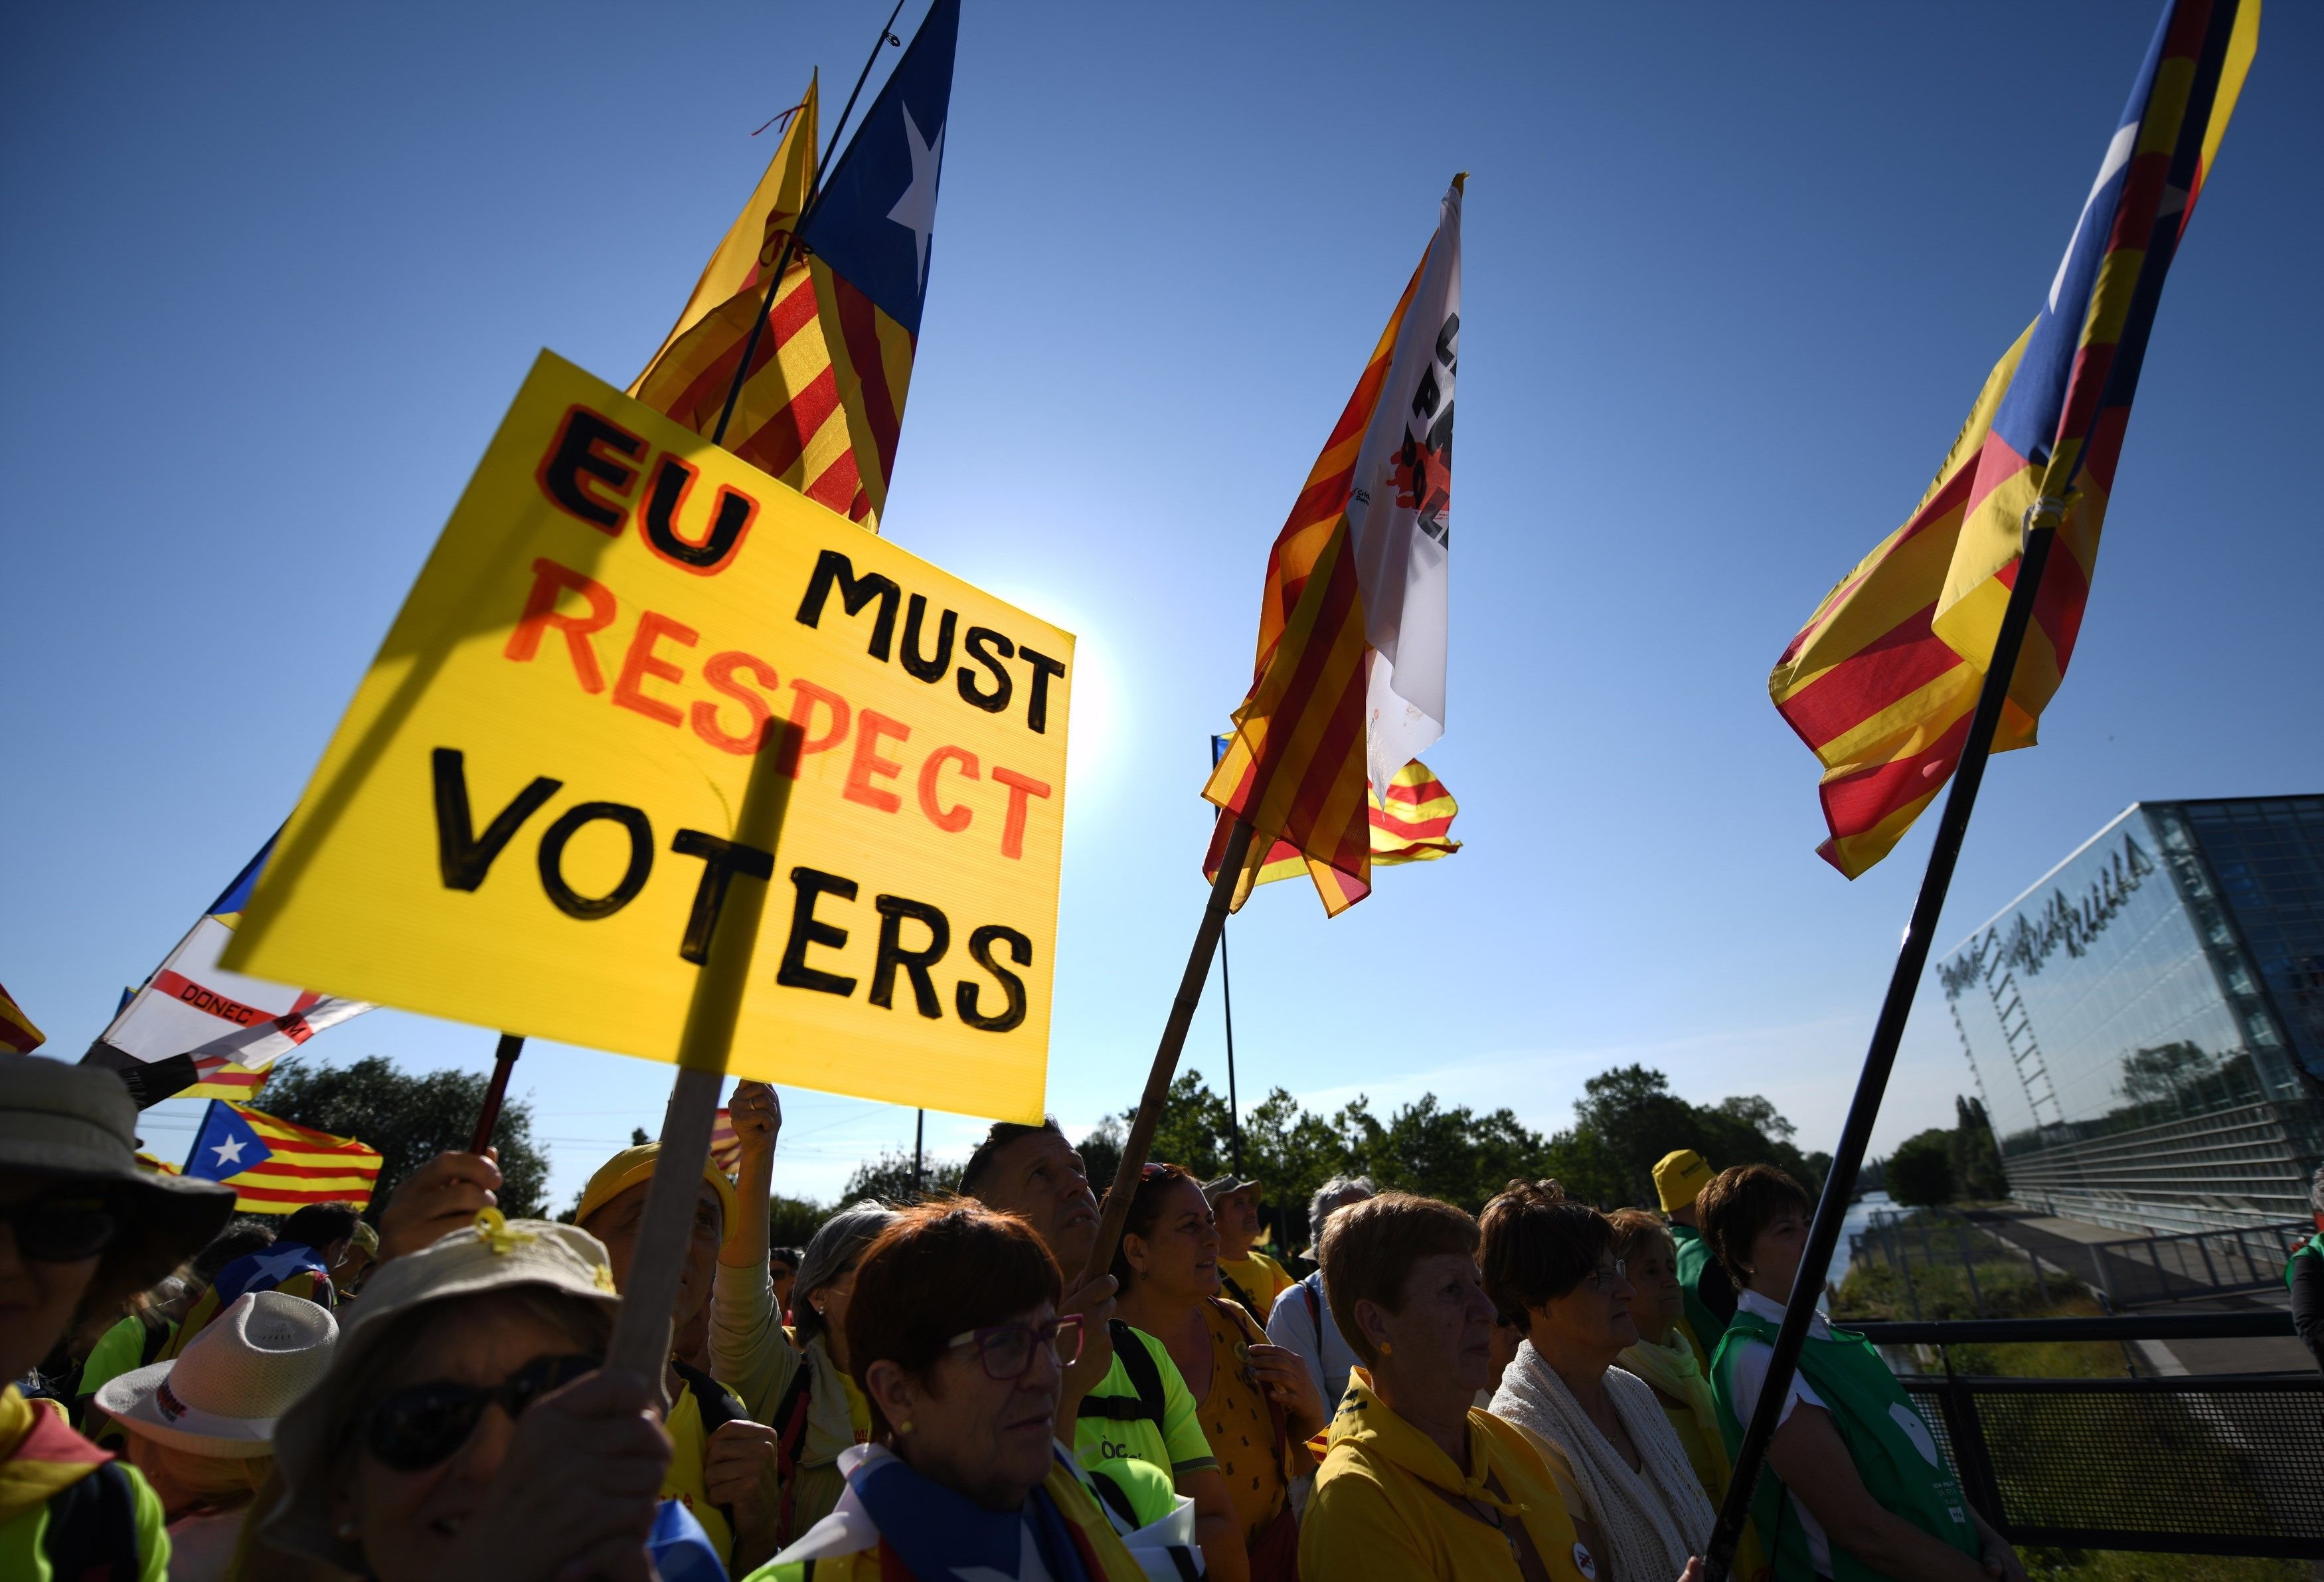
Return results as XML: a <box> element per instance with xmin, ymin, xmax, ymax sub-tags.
<box><xmin>1936</xmin><ymin>796</ymin><xmax>2324</xmax><ymax>1233</ymax></box>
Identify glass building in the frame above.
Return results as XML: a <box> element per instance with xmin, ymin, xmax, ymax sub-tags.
<box><xmin>1936</xmin><ymin>796</ymin><xmax>2324</xmax><ymax>1234</ymax></box>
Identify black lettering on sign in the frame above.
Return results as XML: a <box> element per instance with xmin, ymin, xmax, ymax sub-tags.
<box><xmin>433</xmin><ymin>748</ymin><xmax>562</xmax><ymax>891</ymax></box>
<box><xmin>898</xmin><ymin>594</ymin><xmax>956</xmax><ymax>683</ymax></box>
<box><xmin>776</xmin><ymin>867</ymin><xmax>858</xmax><ymax>997</ymax></box>
<box><xmin>536</xmin><ymin>802</ymin><xmax>653</xmax><ymax>919</ymax></box>
<box><xmin>537</xmin><ymin>406</ymin><xmax>646</xmax><ymax>533</ymax></box>
<box><xmin>670</xmin><ymin>830</ymin><xmax>776</xmax><ymax>964</ymax></box>
<box><xmin>795</xmin><ymin>549</ymin><xmax>900</xmax><ymax>661</ymax></box>
<box><xmin>1019</xmin><ymin>647</ymin><xmax>1066</xmax><ymax>734</ymax></box>
<box><xmin>956</xmin><ymin>924</ymin><xmax>1031</xmax><ymax>1033</ymax></box>
<box><xmin>957</xmin><ymin>626</ymin><xmax>1015</xmax><ymax>713</ymax></box>
<box><xmin>870</xmin><ymin>895</ymin><xmax>950</xmax><ymax>1018</ymax></box>
<box><xmin>642</xmin><ymin>456</ymin><xmax>757</xmax><ymax>574</ymax></box>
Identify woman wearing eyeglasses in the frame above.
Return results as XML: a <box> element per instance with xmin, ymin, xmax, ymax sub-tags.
<box><xmin>266</xmin><ymin>1216</ymin><xmax>675</xmax><ymax>1582</ymax></box>
<box><xmin>1484</xmin><ymin>1180</ymin><xmax>1715</xmax><ymax>1582</ymax></box>
<box><xmin>746</xmin><ymin>1200</ymin><xmax>1151</xmax><ymax>1581</ymax></box>
<box><xmin>1108</xmin><ymin>1162</ymin><xmax>1322</xmax><ymax>1582</ymax></box>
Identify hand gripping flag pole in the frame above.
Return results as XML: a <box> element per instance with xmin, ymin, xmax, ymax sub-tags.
<box><xmin>1083</xmin><ymin>818</ymin><xmax>1256</xmax><ymax>1284</ymax></box>
<box><xmin>1704</xmin><ymin>492</ymin><xmax>2071</xmax><ymax>1581</ymax></box>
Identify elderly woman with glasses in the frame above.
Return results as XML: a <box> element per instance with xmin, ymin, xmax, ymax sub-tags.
<box><xmin>266</xmin><ymin>1215</ymin><xmax>674</xmax><ymax>1582</ymax></box>
<box><xmin>746</xmin><ymin>1200</ymin><xmax>1155</xmax><ymax>1582</ymax></box>
<box><xmin>1484</xmin><ymin>1180</ymin><xmax>1714</xmax><ymax>1582</ymax></box>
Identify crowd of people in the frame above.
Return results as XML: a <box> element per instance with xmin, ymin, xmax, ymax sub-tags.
<box><xmin>5</xmin><ymin>1053</ymin><xmax>2054</xmax><ymax>1581</ymax></box>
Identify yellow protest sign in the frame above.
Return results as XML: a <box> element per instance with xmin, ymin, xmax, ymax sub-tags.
<box><xmin>224</xmin><ymin>351</ymin><xmax>1070</xmax><ymax>1122</ymax></box>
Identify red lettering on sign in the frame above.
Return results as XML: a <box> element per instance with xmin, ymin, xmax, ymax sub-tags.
<box><xmin>990</xmin><ymin>768</ymin><xmax>1052</xmax><ymax>861</ymax></box>
<box><xmin>917</xmin><ymin>746</ymin><xmax>979</xmax><ymax>833</ymax></box>
<box><xmin>612</xmin><ymin>611</ymin><xmax>699</xmax><ymax>727</ymax></box>
<box><xmin>779</xmin><ymin>681</ymin><xmax>852</xmax><ymax>778</ymax></box>
<box><xmin>693</xmin><ymin>651</ymin><xmax>781</xmax><ymax>756</ymax></box>
<box><xmin>504</xmin><ymin>559</ymin><xmax>617</xmax><ymax>693</ymax></box>
<box><xmin>844</xmin><ymin>711</ymin><xmax>911</xmax><ymax>814</ymax></box>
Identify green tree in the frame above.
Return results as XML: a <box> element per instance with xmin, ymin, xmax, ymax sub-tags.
<box><xmin>841</xmin><ymin>1150</ymin><xmax>962</xmax><ymax>1205</ymax></box>
<box><xmin>1950</xmin><ymin>1096</ymin><xmax>2008</xmax><ymax>1200</ymax></box>
<box><xmin>259</xmin><ymin>1055</ymin><xmax>550</xmax><ymax>1219</ymax></box>
<box><xmin>1886</xmin><ymin>1130</ymin><xmax>1957</xmax><ymax>1208</ymax></box>
<box><xmin>767</xmin><ymin>1194</ymin><xmax>827</xmax><ymax>1247</ymax></box>
<box><xmin>1076</xmin><ymin>1116</ymin><xmax>1124</xmax><ymax>1197</ymax></box>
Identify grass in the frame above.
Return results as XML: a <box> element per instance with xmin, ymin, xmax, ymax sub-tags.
<box><xmin>2021</xmin><ymin>1550</ymin><xmax>2311</xmax><ymax>1581</ymax></box>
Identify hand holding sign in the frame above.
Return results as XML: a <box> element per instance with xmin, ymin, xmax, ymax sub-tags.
<box><xmin>223</xmin><ymin>352</ymin><xmax>1070</xmax><ymax>1124</ymax></box>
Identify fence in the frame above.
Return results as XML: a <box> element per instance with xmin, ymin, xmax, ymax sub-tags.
<box><xmin>1857</xmin><ymin>1312</ymin><xmax>2323</xmax><ymax>1559</ymax></box>
<box><xmin>1846</xmin><ymin>1208</ymin><xmax>2311</xmax><ymax>1314</ymax></box>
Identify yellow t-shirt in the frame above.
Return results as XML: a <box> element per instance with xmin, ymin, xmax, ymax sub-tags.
<box><xmin>1301</xmin><ymin>1374</ymin><xmax>1592</xmax><ymax>1582</ymax></box>
<box><xmin>1197</xmin><ymin>1299</ymin><xmax>1295</xmax><ymax>1544</ymax></box>
<box><xmin>835</xmin><ymin>1367</ymin><xmax>872</xmax><ymax>1443</ymax></box>
<box><xmin>665</xmin><ymin>1375</ymin><xmax>739</xmax><ymax>1568</ymax></box>
<box><xmin>1216</xmin><ymin>1249</ymin><xmax>1295</xmax><ymax>1322</ymax></box>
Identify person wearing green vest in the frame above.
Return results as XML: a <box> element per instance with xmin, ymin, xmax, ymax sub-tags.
<box><xmin>1653</xmin><ymin>1149</ymin><xmax>1731</xmax><ymax>1362</ymax></box>
<box><xmin>1701</xmin><ymin>1164</ymin><xmax>2025</xmax><ymax>1582</ymax></box>
<box><xmin>2290</xmin><ymin>1164</ymin><xmax>2323</xmax><ymax>1376</ymax></box>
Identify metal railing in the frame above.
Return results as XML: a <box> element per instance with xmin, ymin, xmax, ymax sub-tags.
<box><xmin>1847</xmin><ymin>1209</ymin><xmax>2311</xmax><ymax>1312</ymax></box>
<box><xmin>1854</xmin><ymin>1312</ymin><xmax>2323</xmax><ymax>1558</ymax></box>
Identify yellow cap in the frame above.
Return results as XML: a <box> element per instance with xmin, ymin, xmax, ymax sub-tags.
<box><xmin>1653</xmin><ymin>1149</ymin><xmax>1714</xmax><ymax>1213</ymax></box>
<box><xmin>574</xmin><ymin>1142</ymin><xmax>740</xmax><ymax>1253</ymax></box>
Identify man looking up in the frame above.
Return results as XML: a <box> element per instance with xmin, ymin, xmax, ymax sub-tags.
<box><xmin>1655</xmin><ymin>1149</ymin><xmax>1734</xmax><ymax>1358</ymax></box>
<box><xmin>962</xmin><ymin>1119</ymin><xmax>1248</xmax><ymax>1582</ymax></box>
<box><xmin>1204</xmin><ymin>1173</ymin><xmax>1293</xmax><ymax>1321</ymax></box>
<box><xmin>577</xmin><ymin>1142</ymin><xmax>782</xmax><ymax>1574</ymax></box>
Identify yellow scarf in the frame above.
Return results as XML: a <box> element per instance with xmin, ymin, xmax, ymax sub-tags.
<box><xmin>1619</xmin><ymin>1330</ymin><xmax>1729</xmax><ymax>1486</ymax></box>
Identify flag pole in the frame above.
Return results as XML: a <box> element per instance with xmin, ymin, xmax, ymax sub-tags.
<box><xmin>1704</xmin><ymin>497</ymin><xmax>2070</xmax><ymax>1579</ymax></box>
<box><xmin>1083</xmin><ymin>820</ymin><xmax>1256</xmax><ymax>1281</ymax></box>
<box><xmin>913</xmin><ymin>1108</ymin><xmax>925</xmax><ymax>1195</ymax></box>
<box><xmin>1220</xmin><ymin>924</ymin><xmax>1243</xmax><ymax>1176</ymax></box>
<box><xmin>708</xmin><ymin>0</ymin><xmax>911</xmax><ymax>449</ymax></box>
<box><xmin>467</xmin><ymin>1032</ymin><xmax>525</xmax><ymax>1154</ymax></box>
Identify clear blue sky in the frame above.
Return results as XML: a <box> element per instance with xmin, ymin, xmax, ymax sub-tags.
<box><xmin>5</xmin><ymin>3</ymin><xmax>2318</xmax><ymax>1213</ymax></box>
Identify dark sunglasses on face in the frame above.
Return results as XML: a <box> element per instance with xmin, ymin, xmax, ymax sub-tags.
<box><xmin>0</xmin><ymin>1191</ymin><xmax>122</xmax><ymax>1263</ymax></box>
<box><xmin>361</xmin><ymin>1354</ymin><xmax>600</xmax><ymax>1472</ymax></box>
<box><xmin>944</xmin><ymin>1314</ymin><xmax>1086</xmax><ymax>1381</ymax></box>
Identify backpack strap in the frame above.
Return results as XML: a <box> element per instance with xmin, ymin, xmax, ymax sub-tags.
<box><xmin>1220</xmin><ymin>1272</ymin><xmax>1260</xmax><ymax>1316</ymax></box>
<box><xmin>1088</xmin><ymin>1464</ymin><xmax>1143</xmax><ymax>1528</ymax></box>
<box><xmin>768</xmin><ymin>1356</ymin><xmax>818</xmax><ymax>1546</ymax></box>
<box><xmin>670</xmin><ymin>1359</ymin><xmax>747</xmax><ymax>1435</ymax></box>
<box><xmin>41</xmin><ymin>1460</ymin><xmax>143</xmax><ymax>1582</ymax></box>
<box><xmin>1075</xmin><ymin>1320</ymin><xmax>1169</xmax><ymax>1428</ymax></box>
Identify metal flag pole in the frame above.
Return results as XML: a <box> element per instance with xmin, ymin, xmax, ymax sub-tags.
<box><xmin>708</xmin><ymin>0</ymin><xmax>912</xmax><ymax>449</ymax></box>
<box><xmin>1084</xmin><ymin>819</ymin><xmax>1256</xmax><ymax>1281</ymax></box>
<box><xmin>1704</xmin><ymin>493</ymin><xmax>2072</xmax><ymax>1579</ymax></box>
<box><xmin>467</xmin><ymin>1032</ymin><xmax>525</xmax><ymax>1154</ymax></box>
<box><xmin>913</xmin><ymin>1108</ymin><xmax>925</xmax><ymax>1195</ymax></box>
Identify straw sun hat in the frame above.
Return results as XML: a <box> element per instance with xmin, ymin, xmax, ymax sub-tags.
<box><xmin>97</xmin><ymin>1290</ymin><xmax>337</xmax><ymax>1458</ymax></box>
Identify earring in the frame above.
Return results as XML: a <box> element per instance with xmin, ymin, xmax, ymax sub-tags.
<box><xmin>1378</xmin><ymin>1340</ymin><xmax>1392</xmax><ymax>1356</ymax></box>
<box><xmin>895</xmin><ymin>1419</ymin><xmax>914</xmax><ymax>1435</ymax></box>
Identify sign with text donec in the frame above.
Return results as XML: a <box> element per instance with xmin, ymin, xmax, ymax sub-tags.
<box><xmin>224</xmin><ymin>351</ymin><xmax>1070</xmax><ymax>1121</ymax></box>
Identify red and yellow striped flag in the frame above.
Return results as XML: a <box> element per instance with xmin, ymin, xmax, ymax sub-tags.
<box><xmin>1244</xmin><ymin>757</ymin><xmax>1464</xmax><ymax>891</ymax></box>
<box><xmin>1770</xmin><ymin>0</ymin><xmax>2254</xmax><ymax>877</ymax></box>
<box><xmin>181</xmin><ymin>1053</ymin><xmax>272</xmax><ymax>1102</ymax></box>
<box><xmin>709</xmin><ymin>1107</ymin><xmax>743</xmax><ymax>1178</ymax></box>
<box><xmin>1204</xmin><ymin>179</ymin><xmax>1464</xmax><ymax>917</ymax></box>
<box><xmin>0</xmin><ymin>980</ymin><xmax>42</xmax><ymax>1055</ymax></box>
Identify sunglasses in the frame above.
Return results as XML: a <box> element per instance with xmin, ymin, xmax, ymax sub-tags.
<box><xmin>361</xmin><ymin>1354</ymin><xmax>599</xmax><ymax>1472</ymax></box>
<box><xmin>944</xmin><ymin>1314</ymin><xmax>1085</xmax><ymax>1381</ymax></box>
<box><xmin>0</xmin><ymin>1191</ymin><xmax>122</xmax><ymax>1263</ymax></box>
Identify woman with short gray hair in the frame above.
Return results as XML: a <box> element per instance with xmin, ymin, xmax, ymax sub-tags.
<box><xmin>1264</xmin><ymin>1175</ymin><xmax>1376</xmax><ymax>1408</ymax></box>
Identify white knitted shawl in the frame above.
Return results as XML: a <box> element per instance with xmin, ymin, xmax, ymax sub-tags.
<box><xmin>1491</xmin><ymin>1340</ymin><xmax>1714</xmax><ymax>1581</ymax></box>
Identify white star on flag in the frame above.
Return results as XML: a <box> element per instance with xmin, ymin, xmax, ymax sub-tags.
<box><xmin>886</xmin><ymin>105</ymin><xmax>944</xmax><ymax>291</ymax></box>
<box><xmin>210</xmin><ymin>1134</ymin><xmax>246</xmax><ymax>1167</ymax></box>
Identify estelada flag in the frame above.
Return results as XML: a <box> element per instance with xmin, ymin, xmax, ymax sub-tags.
<box><xmin>165</xmin><ymin>1234</ymin><xmax>337</xmax><ymax>1359</ymax></box>
<box><xmin>632</xmin><ymin>0</ymin><xmax>959</xmax><ymax>531</ymax></box>
<box><xmin>181</xmin><ymin>1099</ymin><xmax>383</xmax><ymax>1214</ymax></box>
<box><xmin>180</xmin><ymin>1056</ymin><xmax>272</xmax><ymax>1102</ymax></box>
<box><xmin>92</xmin><ymin>834</ymin><xmax>373</xmax><ymax>1088</ymax></box>
<box><xmin>0</xmin><ymin>981</ymin><xmax>42</xmax><ymax>1055</ymax></box>
<box><xmin>1204</xmin><ymin>177</ymin><xmax>1463</xmax><ymax>916</ymax></box>
<box><xmin>1770</xmin><ymin>0</ymin><xmax>2256</xmax><ymax>878</ymax></box>
<box><xmin>1216</xmin><ymin>738</ymin><xmax>1461</xmax><ymax>890</ymax></box>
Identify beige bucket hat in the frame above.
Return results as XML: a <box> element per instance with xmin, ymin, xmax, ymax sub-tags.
<box><xmin>262</xmin><ymin>1214</ymin><xmax>622</xmax><ymax>1571</ymax></box>
<box><xmin>98</xmin><ymin>1289</ymin><xmax>337</xmax><ymax>1457</ymax></box>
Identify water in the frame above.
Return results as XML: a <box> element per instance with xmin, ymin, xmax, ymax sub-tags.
<box><xmin>1826</xmin><ymin>1190</ymin><xmax>1895</xmax><ymax>1288</ymax></box>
